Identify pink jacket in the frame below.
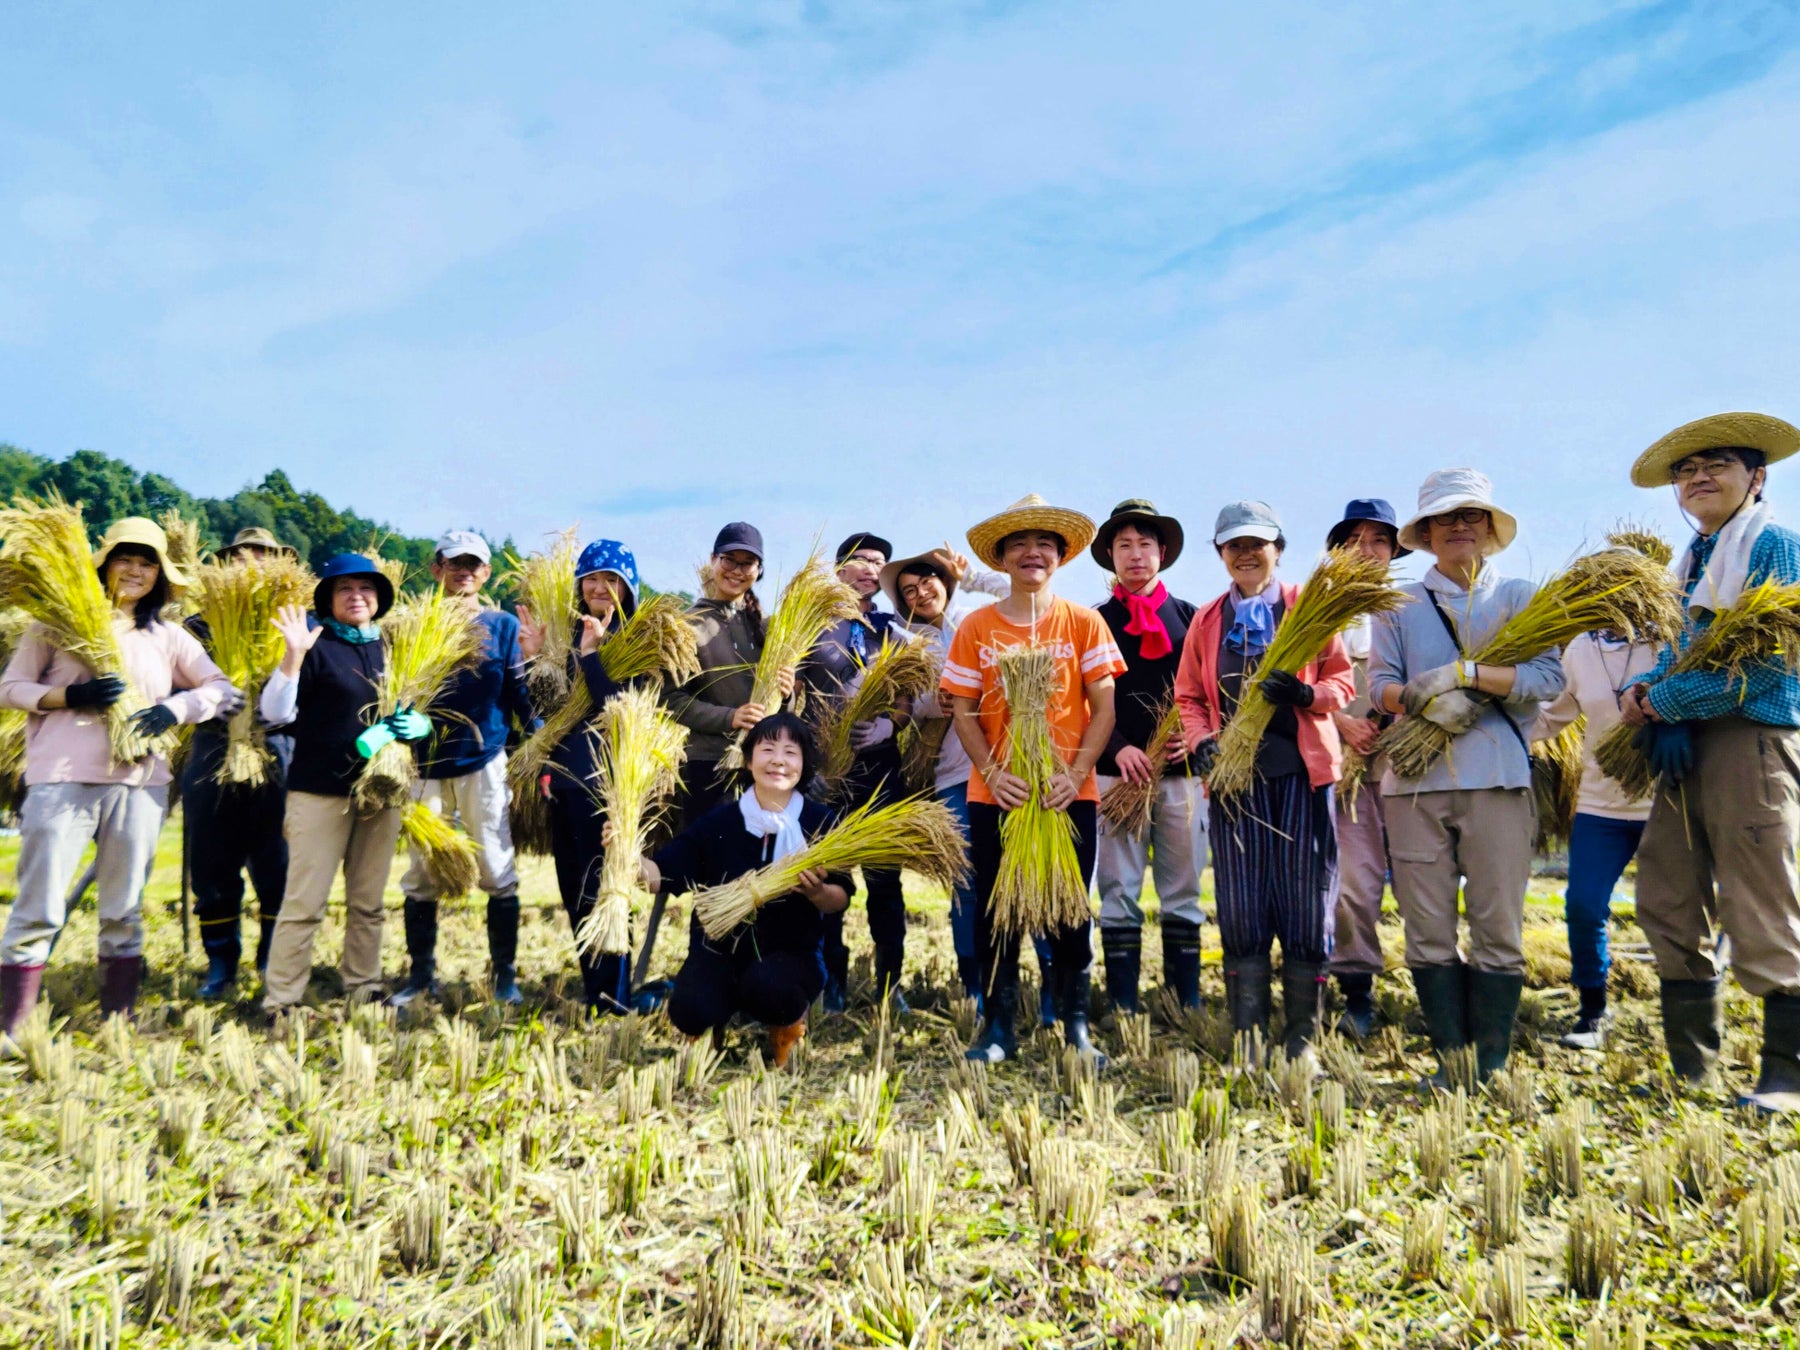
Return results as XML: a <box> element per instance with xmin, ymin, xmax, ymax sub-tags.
<box><xmin>0</xmin><ymin>618</ymin><xmax>235</xmax><ymax>788</ymax></box>
<box><xmin>1174</xmin><ymin>581</ymin><xmax>1355</xmax><ymax>790</ymax></box>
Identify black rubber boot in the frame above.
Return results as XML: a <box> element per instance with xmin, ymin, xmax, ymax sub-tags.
<box><xmin>1659</xmin><ymin>978</ymin><xmax>1723</xmax><ymax>1084</ymax></box>
<box><xmin>1100</xmin><ymin>927</ymin><xmax>1141</xmax><ymax>1015</ymax></box>
<box><xmin>98</xmin><ymin>955</ymin><xmax>143</xmax><ymax>1021</ymax></box>
<box><xmin>255</xmin><ymin>916</ymin><xmax>278</xmax><ymax>974</ymax></box>
<box><xmin>1410</xmin><ymin>963</ymin><xmax>1470</xmax><ymax>1088</ymax></box>
<box><xmin>966</xmin><ymin>961</ymin><xmax>1018</xmax><ymax>1063</ymax></box>
<box><xmin>1282</xmin><ymin>960</ymin><xmax>1326</xmax><ymax>1063</ymax></box>
<box><xmin>1036</xmin><ymin>950</ymin><xmax>1057</xmax><ymax>1029</ymax></box>
<box><xmin>873</xmin><ymin>943</ymin><xmax>908</xmax><ymax>1013</ymax></box>
<box><xmin>198</xmin><ymin>936</ymin><xmax>239</xmax><ymax>1002</ymax></box>
<box><xmin>1224</xmin><ymin>952</ymin><xmax>1273</xmax><ymax>1057</ymax></box>
<box><xmin>487</xmin><ymin>895</ymin><xmax>523</xmax><ymax>1005</ymax></box>
<box><xmin>1059</xmin><ymin>962</ymin><xmax>1108</xmax><ymax>1071</ymax></box>
<box><xmin>1160</xmin><ymin>919</ymin><xmax>1203</xmax><ymax>1011</ymax></box>
<box><xmin>1742</xmin><ymin>992</ymin><xmax>1800</xmax><ymax>1113</ymax></box>
<box><xmin>389</xmin><ymin>899</ymin><xmax>439</xmax><ymax>1008</ymax></box>
<box><xmin>1466</xmin><ymin>969</ymin><xmax>1524</xmax><ymax>1081</ymax></box>
<box><xmin>1335</xmin><ymin>972</ymin><xmax>1376</xmax><ymax>1040</ymax></box>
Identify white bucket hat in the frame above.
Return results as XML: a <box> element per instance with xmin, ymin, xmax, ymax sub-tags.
<box><xmin>1396</xmin><ymin>468</ymin><xmax>1518</xmax><ymax>555</ymax></box>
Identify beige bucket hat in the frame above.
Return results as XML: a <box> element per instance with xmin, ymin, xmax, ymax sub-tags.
<box><xmin>965</xmin><ymin>494</ymin><xmax>1097</xmax><ymax>569</ymax></box>
<box><xmin>1629</xmin><ymin>411</ymin><xmax>1800</xmax><ymax>488</ymax></box>
<box><xmin>92</xmin><ymin>517</ymin><xmax>189</xmax><ymax>595</ymax></box>
<box><xmin>222</xmin><ymin>525</ymin><xmax>297</xmax><ymax>558</ymax></box>
<box><xmin>1396</xmin><ymin>469</ymin><xmax>1518</xmax><ymax>556</ymax></box>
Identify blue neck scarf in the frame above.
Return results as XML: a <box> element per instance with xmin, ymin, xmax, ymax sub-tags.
<box><xmin>1226</xmin><ymin>592</ymin><xmax>1276</xmax><ymax>657</ymax></box>
<box><xmin>322</xmin><ymin>617</ymin><xmax>382</xmax><ymax>645</ymax></box>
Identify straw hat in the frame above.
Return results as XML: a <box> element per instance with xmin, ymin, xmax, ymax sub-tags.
<box><xmin>965</xmin><ymin>494</ymin><xmax>1097</xmax><ymax>569</ymax></box>
<box><xmin>1629</xmin><ymin>411</ymin><xmax>1800</xmax><ymax>488</ymax></box>
<box><xmin>92</xmin><ymin>517</ymin><xmax>189</xmax><ymax>596</ymax></box>
<box><xmin>880</xmin><ymin>548</ymin><xmax>961</xmax><ymax>618</ymax></box>
<box><xmin>1396</xmin><ymin>469</ymin><xmax>1518</xmax><ymax>555</ymax></box>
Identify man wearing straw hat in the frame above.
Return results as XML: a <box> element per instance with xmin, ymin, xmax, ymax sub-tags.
<box><xmin>390</xmin><ymin>530</ymin><xmax>538</xmax><ymax>1009</ymax></box>
<box><xmin>185</xmin><ymin>525</ymin><xmax>302</xmax><ymax>1000</ymax></box>
<box><xmin>1367</xmin><ymin>470</ymin><xmax>1564</xmax><ymax>1087</ymax></box>
<box><xmin>941</xmin><ymin>495</ymin><xmax>1125</xmax><ymax>1065</ymax></box>
<box><xmin>1619</xmin><ymin>412</ymin><xmax>1800</xmax><ymax>1112</ymax></box>
<box><xmin>1089</xmin><ymin>499</ymin><xmax>1208</xmax><ymax>1014</ymax></box>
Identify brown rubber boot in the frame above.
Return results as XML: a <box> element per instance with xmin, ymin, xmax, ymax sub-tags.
<box><xmin>768</xmin><ymin>1018</ymin><xmax>807</xmax><ymax>1069</ymax></box>
<box><xmin>2</xmin><ymin>964</ymin><xmax>46</xmax><ymax>1042</ymax></box>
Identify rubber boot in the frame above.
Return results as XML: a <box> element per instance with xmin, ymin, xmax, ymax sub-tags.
<box><xmin>1410</xmin><ymin>963</ymin><xmax>1470</xmax><ymax>1089</ymax></box>
<box><xmin>1036</xmin><ymin>949</ymin><xmax>1057</xmax><ymax>1029</ymax></box>
<box><xmin>1223</xmin><ymin>952</ymin><xmax>1273</xmax><ymax>1052</ymax></box>
<box><xmin>388</xmin><ymin>899</ymin><xmax>440</xmax><ymax>1008</ymax></box>
<box><xmin>955</xmin><ymin>954</ymin><xmax>984</xmax><ymax>1010</ymax></box>
<box><xmin>198</xmin><ymin>936</ymin><xmax>239</xmax><ymax>1002</ymax></box>
<box><xmin>586</xmin><ymin>952</ymin><xmax>631</xmax><ymax>1017</ymax></box>
<box><xmin>1742</xmin><ymin>992</ymin><xmax>1800</xmax><ymax>1114</ymax></box>
<box><xmin>255</xmin><ymin>916</ymin><xmax>278</xmax><ymax>974</ymax></box>
<box><xmin>98</xmin><ymin>955</ymin><xmax>142</xmax><ymax>1021</ymax></box>
<box><xmin>1</xmin><ymin>964</ymin><xmax>45</xmax><ymax>1043</ymax></box>
<box><xmin>768</xmin><ymin>1018</ymin><xmax>807</xmax><ymax>1069</ymax></box>
<box><xmin>1060</xmin><ymin>961</ymin><xmax>1108</xmax><ymax>1071</ymax></box>
<box><xmin>966</xmin><ymin>961</ymin><xmax>1018</xmax><ymax>1063</ymax></box>
<box><xmin>1282</xmin><ymin>960</ymin><xmax>1326</xmax><ymax>1064</ymax></box>
<box><xmin>1160</xmin><ymin>919</ymin><xmax>1203</xmax><ymax>1011</ymax></box>
<box><xmin>1335</xmin><ymin>972</ymin><xmax>1376</xmax><ymax>1040</ymax></box>
<box><xmin>1466</xmin><ymin>969</ymin><xmax>1524</xmax><ymax>1081</ymax></box>
<box><xmin>1100</xmin><ymin>926</ymin><xmax>1141</xmax><ymax>1016</ymax></box>
<box><xmin>1659</xmin><ymin>978</ymin><xmax>1722</xmax><ymax>1084</ymax></box>
<box><xmin>873</xmin><ymin>943</ymin><xmax>909</xmax><ymax>1014</ymax></box>
<box><xmin>487</xmin><ymin>895</ymin><xmax>523</xmax><ymax>1005</ymax></box>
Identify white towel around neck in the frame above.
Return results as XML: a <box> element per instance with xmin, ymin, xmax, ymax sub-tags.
<box><xmin>737</xmin><ymin>788</ymin><xmax>807</xmax><ymax>862</ymax></box>
<box><xmin>1679</xmin><ymin>499</ymin><xmax>1774</xmax><ymax>615</ymax></box>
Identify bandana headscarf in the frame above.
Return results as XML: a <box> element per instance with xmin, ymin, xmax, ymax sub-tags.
<box><xmin>738</xmin><ymin>788</ymin><xmax>807</xmax><ymax>864</ymax></box>
<box><xmin>1225</xmin><ymin>593</ymin><xmax>1276</xmax><ymax>657</ymax></box>
<box><xmin>1112</xmin><ymin>580</ymin><xmax>1172</xmax><ymax>659</ymax></box>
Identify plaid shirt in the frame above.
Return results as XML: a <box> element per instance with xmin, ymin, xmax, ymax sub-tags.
<box><xmin>1644</xmin><ymin>521</ymin><xmax>1800</xmax><ymax>727</ymax></box>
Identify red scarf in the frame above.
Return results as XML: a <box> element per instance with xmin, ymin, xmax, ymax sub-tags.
<box><xmin>1113</xmin><ymin>580</ymin><xmax>1172</xmax><ymax>659</ymax></box>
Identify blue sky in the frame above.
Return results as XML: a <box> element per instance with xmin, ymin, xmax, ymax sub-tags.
<box><xmin>4</xmin><ymin>1</ymin><xmax>1800</xmax><ymax>596</ymax></box>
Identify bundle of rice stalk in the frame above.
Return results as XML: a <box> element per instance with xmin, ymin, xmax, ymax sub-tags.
<box><xmin>359</xmin><ymin>535</ymin><xmax>412</xmax><ymax>594</ymax></box>
<box><xmin>989</xmin><ymin>642</ymin><xmax>1089</xmax><ymax>936</ymax></box>
<box><xmin>156</xmin><ymin>509</ymin><xmax>205</xmax><ymax>617</ymax></box>
<box><xmin>693</xmin><ymin>796</ymin><xmax>968</xmax><ymax>941</ymax></box>
<box><xmin>1337</xmin><ymin>745</ymin><xmax>1372</xmax><ymax>822</ymax></box>
<box><xmin>1210</xmin><ymin>550</ymin><xmax>1409</xmax><ymax>800</ymax></box>
<box><xmin>0</xmin><ymin>494</ymin><xmax>161</xmax><ymax>764</ymax></box>
<box><xmin>191</xmin><ymin>554</ymin><xmax>315</xmax><ymax>785</ymax></box>
<box><xmin>1594</xmin><ymin>578</ymin><xmax>1800</xmax><ymax>797</ymax></box>
<box><xmin>507</xmin><ymin>528</ymin><xmax>580</xmax><ymax>708</ymax></box>
<box><xmin>1530</xmin><ymin>715</ymin><xmax>1585</xmax><ymax>852</ymax></box>
<box><xmin>350</xmin><ymin>588</ymin><xmax>485</xmax><ymax>811</ymax></box>
<box><xmin>1606</xmin><ymin>521</ymin><xmax>1674</xmax><ymax>568</ymax></box>
<box><xmin>1382</xmin><ymin>548</ymin><xmax>1683</xmax><ymax>781</ymax></box>
<box><xmin>507</xmin><ymin>593</ymin><xmax>703</xmax><ymax>828</ymax></box>
<box><xmin>1099</xmin><ymin>699</ymin><xmax>1183</xmax><ymax>838</ymax></box>
<box><xmin>718</xmin><ymin>556</ymin><xmax>861</xmax><ymax>771</ymax></box>
<box><xmin>399</xmin><ymin>799</ymin><xmax>480</xmax><ymax>898</ymax></box>
<box><xmin>576</xmin><ymin>687</ymin><xmax>689</xmax><ymax>955</ymax></box>
<box><xmin>899</xmin><ymin>716</ymin><xmax>951</xmax><ymax>792</ymax></box>
<box><xmin>814</xmin><ymin>636</ymin><xmax>937</xmax><ymax>796</ymax></box>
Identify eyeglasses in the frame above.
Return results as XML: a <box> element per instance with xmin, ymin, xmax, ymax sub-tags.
<box><xmin>1670</xmin><ymin>456</ymin><xmax>1744</xmax><ymax>483</ymax></box>
<box><xmin>714</xmin><ymin>553</ymin><xmax>759</xmax><ymax>574</ymax></box>
<box><xmin>1428</xmin><ymin>509</ymin><xmax>1489</xmax><ymax>527</ymax></box>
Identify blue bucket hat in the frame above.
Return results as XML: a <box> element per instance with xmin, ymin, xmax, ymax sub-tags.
<box><xmin>576</xmin><ymin>539</ymin><xmax>640</xmax><ymax>610</ymax></box>
<box><xmin>1326</xmin><ymin>498</ymin><xmax>1411</xmax><ymax>558</ymax></box>
<box><xmin>314</xmin><ymin>553</ymin><xmax>395</xmax><ymax>620</ymax></box>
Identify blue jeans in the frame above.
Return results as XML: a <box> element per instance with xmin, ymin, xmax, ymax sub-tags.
<box><xmin>1565</xmin><ymin>812</ymin><xmax>1644</xmax><ymax>991</ymax></box>
<box><xmin>939</xmin><ymin>782</ymin><xmax>980</xmax><ymax>962</ymax></box>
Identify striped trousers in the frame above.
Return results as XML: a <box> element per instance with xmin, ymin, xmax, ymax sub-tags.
<box><xmin>1208</xmin><ymin>773</ymin><xmax>1337</xmax><ymax>963</ymax></box>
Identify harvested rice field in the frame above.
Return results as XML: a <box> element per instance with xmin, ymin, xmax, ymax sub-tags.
<box><xmin>3</xmin><ymin>821</ymin><xmax>1800</xmax><ymax>1348</ymax></box>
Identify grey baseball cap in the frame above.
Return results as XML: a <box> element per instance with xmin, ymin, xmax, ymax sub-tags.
<box><xmin>435</xmin><ymin>529</ymin><xmax>492</xmax><ymax>564</ymax></box>
<box><xmin>1212</xmin><ymin>500</ymin><xmax>1283</xmax><ymax>545</ymax></box>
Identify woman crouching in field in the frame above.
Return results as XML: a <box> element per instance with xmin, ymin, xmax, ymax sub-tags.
<box><xmin>626</xmin><ymin>711</ymin><xmax>850</xmax><ymax>1066</ymax></box>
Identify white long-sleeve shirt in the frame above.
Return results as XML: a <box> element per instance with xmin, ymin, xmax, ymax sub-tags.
<box><xmin>904</xmin><ymin>569</ymin><xmax>1006</xmax><ymax>791</ymax></box>
<box><xmin>1531</xmin><ymin>631</ymin><xmax>1659</xmax><ymax>822</ymax></box>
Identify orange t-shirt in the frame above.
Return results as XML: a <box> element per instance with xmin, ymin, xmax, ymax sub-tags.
<box><xmin>939</xmin><ymin>596</ymin><xmax>1126</xmax><ymax>806</ymax></box>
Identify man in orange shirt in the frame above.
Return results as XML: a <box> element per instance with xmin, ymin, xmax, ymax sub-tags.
<box><xmin>941</xmin><ymin>495</ymin><xmax>1124</xmax><ymax>1065</ymax></box>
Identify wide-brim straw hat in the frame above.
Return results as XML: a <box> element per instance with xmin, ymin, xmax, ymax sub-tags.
<box><xmin>1629</xmin><ymin>411</ymin><xmax>1800</xmax><ymax>488</ymax></box>
<box><xmin>223</xmin><ymin>525</ymin><xmax>297</xmax><ymax>558</ymax></box>
<box><xmin>965</xmin><ymin>494</ymin><xmax>1097</xmax><ymax>569</ymax></box>
<box><xmin>880</xmin><ymin>548</ymin><xmax>961</xmax><ymax>618</ymax></box>
<box><xmin>1090</xmin><ymin>499</ymin><xmax>1185</xmax><ymax>571</ymax></box>
<box><xmin>92</xmin><ymin>517</ymin><xmax>188</xmax><ymax>596</ymax></box>
<box><xmin>1396</xmin><ymin>468</ymin><xmax>1518</xmax><ymax>555</ymax></box>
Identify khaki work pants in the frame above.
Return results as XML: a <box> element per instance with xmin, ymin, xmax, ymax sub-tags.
<box><xmin>1095</xmin><ymin>774</ymin><xmax>1209</xmax><ymax>929</ymax></box>
<box><xmin>262</xmin><ymin>791</ymin><xmax>402</xmax><ymax>1011</ymax></box>
<box><xmin>1385</xmin><ymin>787</ymin><xmax>1534</xmax><ymax>973</ymax></box>
<box><xmin>400</xmin><ymin>753</ymin><xmax>519</xmax><ymax>900</ymax></box>
<box><xmin>1635</xmin><ymin>717</ymin><xmax>1800</xmax><ymax>998</ymax></box>
<box><xmin>1331</xmin><ymin>780</ymin><xmax>1388</xmax><ymax>977</ymax></box>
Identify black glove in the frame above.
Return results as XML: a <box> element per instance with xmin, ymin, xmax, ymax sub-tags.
<box><xmin>1261</xmin><ymin>669</ymin><xmax>1315</xmax><ymax>708</ymax></box>
<box><xmin>64</xmin><ymin>675</ymin><xmax>127</xmax><ymax>710</ymax></box>
<box><xmin>128</xmin><ymin>703</ymin><xmax>178</xmax><ymax>740</ymax></box>
<box><xmin>1191</xmin><ymin>738</ymin><xmax>1220</xmax><ymax>776</ymax></box>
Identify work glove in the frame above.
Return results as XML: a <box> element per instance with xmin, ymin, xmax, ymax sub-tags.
<box><xmin>387</xmin><ymin>708</ymin><xmax>432</xmax><ymax>742</ymax></box>
<box><xmin>850</xmin><ymin>716</ymin><xmax>894</xmax><ymax>751</ymax></box>
<box><xmin>1636</xmin><ymin>722</ymin><xmax>1694</xmax><ymax>782</ymax></box>
<box><xmin>1191</xmin><ymin>737</ymin><xmax>1220</xmax><ymax>777</ymax></box>
<box><xmin>1400</xmin><ymin>663</ymin><xmax>1464</xmax><ymax>715</ymax></box>
<box><xmin>64</xmin><ymin>675</ymin><xmax>127</xmax><ymax>710</ymax></box>
<box><xmin>1260</xmin><ymin>670</ymin><xmax>1315</xmax><ymax>708</ymax></box>
<box><xmin>1419</xmin><ymin>689</ymin><xmax>1484</xmax><ymax>734</ymax></box>
<box><xmin>128</xmin><ymin>703</ymin><xmax>178</xmax><ymax>740</ymax></box>
<box><xmin>212</xmin><ymin>688</ymin><xmax>247</xmax><ymax>722</ymax></box>
<box><xmin>354</xmin><ymin>722</ymin><xmax>396</xmax><ymax>760</ymax></box>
